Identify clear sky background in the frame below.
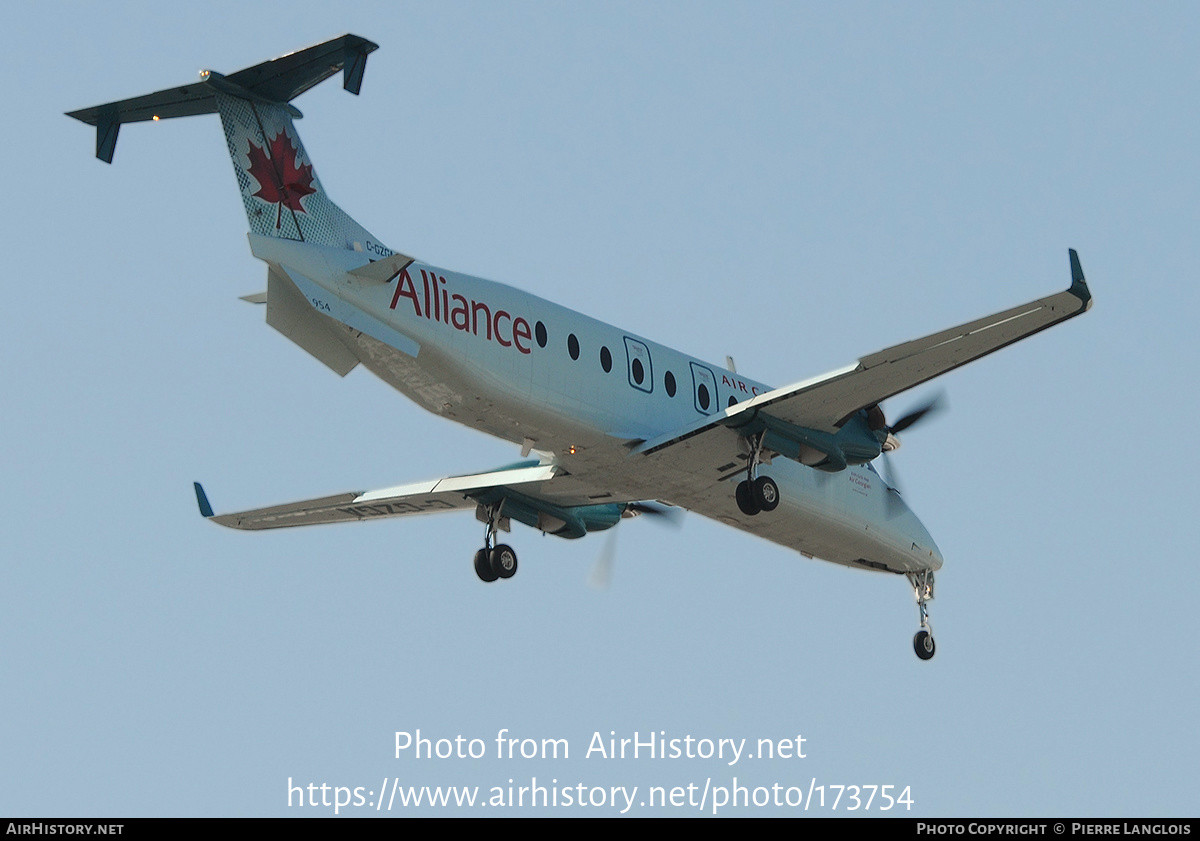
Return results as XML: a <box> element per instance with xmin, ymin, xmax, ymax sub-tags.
<box><xmin>3</xmin><ymin>2</ymin><xmax>1197</xmax><ymax>817</ymax></box>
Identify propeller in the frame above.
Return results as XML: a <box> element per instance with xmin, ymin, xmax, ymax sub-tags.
<box><xmin>878</xmin><ymin>392</ymin><xmax>947</xmax><ymax>453</ymax></box>
<box><xmin>879</xmin><ymin>448</ymin><xmax>902</xmax><ymax>493</ymax></box>
<box><xmin>587</xmin><ymin>501</ymin><xmax>684</xmax><ymax>590</ymax></box>
<box><xmin>872</xmin><ymin>392</ymin><xmax>946</xmax><ymax>514</ymax></box>
<box><xmin>889</xmin><ymin>394</ymin><xmax>946</xmax><ymax>434</ymax></box>
<box><xmin>588</xmin><ymin>530</ymin><xmax>619</xmax><ymax>590</ymax></box>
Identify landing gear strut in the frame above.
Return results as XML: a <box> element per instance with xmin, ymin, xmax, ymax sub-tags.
<box><xmin>906</xmin><ymin>569</ymin><xmax>935</xmax><ymax>660</ymax></box>
<box><xmin>735</xmin><ymin>433</ymin><xmax>779</xmax><ymax>516</ymax></box>
<box><xmin>474</xmin><ymin>502</ymin><xmax>519</xmax><ymax>583</ymax></box>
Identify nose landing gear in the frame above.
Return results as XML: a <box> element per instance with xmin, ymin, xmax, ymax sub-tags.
<box><xmin>907</xmin><ymin>570</ymin><xmax>936</xmax><ymax>660</ymax></box>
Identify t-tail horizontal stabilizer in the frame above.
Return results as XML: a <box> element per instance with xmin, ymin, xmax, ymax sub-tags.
<box><xmin>65</xmin><ymin>34</ymin><xmax>377</xmax><ymax>163</ymax></box>
<box><xmin>69</xmin><ymin>36</ymin><xmax>388</xmax><ymax>252</ymax></box>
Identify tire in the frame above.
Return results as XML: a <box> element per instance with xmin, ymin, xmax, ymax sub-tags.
<box><xmin>753</xmin><ymin>475</ymin><xmax>780</xmax><ymax>512</ymax></box>
<box><xmin>735</xmin><ymin>480</ymin><xmax>761</xmax><ymax>516</ymax></box>
<box><xmin>913</xmin><ymin>630</ymin><xmax>936</xmax><ymax>660</ymax></box>
<box><xmin>474</xmin><ymin>548</ymin><xmax>499</xmax><ymax>582</ymax></box>
<box><xmin>490</xmin><ymin>544</ymin><xmax>518</xmax><ymax>579</ymax></box>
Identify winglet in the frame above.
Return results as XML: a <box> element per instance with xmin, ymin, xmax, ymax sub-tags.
<box><xmin>193</xmin><ymin>482</ymin><xmax>215</xmax><ymax>519</ymax></box>
<box><xmin>1068</xmin><ymin>248</ymin><xmax>1093</xmax><ymax>311</ymax></box>
<box><xmin>343</xmin><ymin>38</ymin><xmax>373</xmax><ymax>94</ymax></box>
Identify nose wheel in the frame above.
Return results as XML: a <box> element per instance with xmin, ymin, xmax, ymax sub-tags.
<box><xmin>474</xmin><ymin>502</ymin><xmax>519</xmax><ymax>583</ymax></box>
<box><xmin>906</xmin><ymin>570</ymin><xmax>936</xmax><ymax>660</ymax></box>
<box><xmin>913</xmin><ymin>629</ymin><xmax>935</xmax><ymax>660</ymax></box>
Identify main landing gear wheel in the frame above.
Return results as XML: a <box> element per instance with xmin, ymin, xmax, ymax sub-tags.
<box><xmin>735</xmin><ymin>480</ymin><xmax>761</xmax><ymax>516</ymax></box>
<box><xmin>753</xmin><ymin>476</ymin><xmax>780</xmax><ymax>511</ymax></box>
<box><xmin>490</xmin><ymin>544</ymin><xmax>518</xmax><ymax>579</ymax></box>
<box><xmin>474</xmin><ymin>548</ymin><xmax>499</xmax><ymax>583</ymax></box>
<box><xmin>913</xmin><ymin>629</ymin><xmax>935</xmax><ymax>660</ymax></box>
<box><xmin>474</xmin><ymin>502</ymin><xmax>518</xmax><ymax>582</ymax></box>
<box><xmin>734</xmin><ymin>432</ymin><xmax>779</xmax><ymax>516</ymax></box>
<box><xmin>735</xmin><ymin>475</ymin><xmax>779</xmax><ymax>515</ymax></box>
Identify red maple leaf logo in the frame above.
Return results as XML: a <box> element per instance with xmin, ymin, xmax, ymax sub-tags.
<box><xmin>246</xmin><ymin>132</ymin><xmax>316</xmax><ymax>224</ymax></box>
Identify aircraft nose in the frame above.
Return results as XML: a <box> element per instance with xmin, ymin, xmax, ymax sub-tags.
<box><xmin>918</xmin><ymin>521</ymin><xmax>943</xmax><ymax>569</ymax></box>
<box><xmin>906</xmin><ymin>510</ymin><xmax>943</xmax><ymax>569</ymax></box>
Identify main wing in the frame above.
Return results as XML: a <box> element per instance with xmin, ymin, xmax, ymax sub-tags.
<box><xmin>635</xmin><ymin>250</ymin><xmax>1092</xmax><ymax>465</ymax></box>
<box><xmin>192</xmin><ymin>461</ymin><xmax>647</xmax><ymax>539</ymax></box>
<box><xmin>194</xmin><ymin>463</ymin><xmax>558</xmax><ymax>530</ymax></box>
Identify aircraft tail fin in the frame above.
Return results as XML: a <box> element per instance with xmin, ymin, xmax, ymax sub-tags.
<box><xmin>66</xmin><ymin>34</ymin><xmax>385</xmax><ymax>251</ymax></box>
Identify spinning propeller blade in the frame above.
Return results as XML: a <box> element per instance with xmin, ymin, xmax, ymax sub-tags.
<box><xmin>888</xmin><ymin>393</ymin><xmax>947</xmax><ymax>436</ymax></box>
<box><xmin>875</xmin><ymin>392</ymin><xmax>946</xmax><ymax>516</ymax></box>
<box><xmin>587</xmin><ymin>501</ymin><xmax>683</xmax><ymax>589</ymax></box>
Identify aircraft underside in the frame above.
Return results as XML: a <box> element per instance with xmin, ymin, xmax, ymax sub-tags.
<box><xmin>71</xmin><ymin>33</ymin><xmax>1091</xmax><ymax>662</ymax></box>
<box><xmin>332</xmin><ymin>324</ymin><xmax>943</xmax><ymax>660</ymax></box>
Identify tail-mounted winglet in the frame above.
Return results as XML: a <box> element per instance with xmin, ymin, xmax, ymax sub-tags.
<box><xmin>66</xmin><ymin>34</ymin><xmax>378</xmax><ymax>163</ymax></box>
<box><xmin>193</xmin><ymin>482</ymin><xmax>215</xmax><ymax>519</ymax></box>
<box><xmin>95</xmin><ymin>108</ymin><xmax>120</xmax><ymax>164</ymax></box>
<box><xmin>1068</xmin><ymin>248</ymin><xmax>1093</xmax><ymax>311</ymax></box>
<box><xmin>343</xmin><ymin>40</ymin><xmax>371</xmax><ymax>94</ymax></box>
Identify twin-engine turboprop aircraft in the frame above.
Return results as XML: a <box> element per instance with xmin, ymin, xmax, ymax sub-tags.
<box><xmin>69</xmin><ymin>35</ymin><xmax>1092</xmax><ymax>660</ymax></box>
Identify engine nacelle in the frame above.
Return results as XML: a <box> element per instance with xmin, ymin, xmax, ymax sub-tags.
<box><xmin>758</xmin><ymin>411</ymin><xmax>884</xmax><ymax>473</ymax></box>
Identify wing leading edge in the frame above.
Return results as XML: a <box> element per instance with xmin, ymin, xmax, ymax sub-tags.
<box><xmin>193</xmin><ymin>463</ymin><xmax>654</xmax><ymax>540</ymax></box>
<box><xmin>636</xmin><ymin>249</ymin><xmax>1092</xmax><ymax>461</ymax></box>
<box><xmin>194</xmin><ymin>463</ymin><xmax>558</xmax><ymax>530</ymax></box>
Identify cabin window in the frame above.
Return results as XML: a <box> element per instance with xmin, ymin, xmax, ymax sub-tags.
<box><xmin>600</xmin><ymin>346</ymin><xmax>612</xmax><ymax>372</ymax></box>
<box><xmin>624</xmin><ymin>338</ymin><xmax>653</xmax><ymax>393</ymax></box>
<box><xmin>567</xmin><ymin>333</ymin><xmax>579</xmax><ymax>360</ymax></box>
<box><xmin>535</xmin><ymin>321</ymin><xmax>547</xmax><ymax>348</ymax></box>
<box><xmin>665</xmin><ymin>371</ymin><xmax>676</xmax><ymax>397</ymax></box>
<box><xmin>690</xmin><ymin>362</ymin><xmax>717</xmax><ymax>415</ymax></box>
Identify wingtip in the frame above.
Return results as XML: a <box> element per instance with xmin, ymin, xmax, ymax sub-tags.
<box><xmin>1068</xmin><ymin>248</ymin><xmax>1093</xmax><ymax>311</ymax></box>
<box><xmin>193</xmin><ymin>482</ymin><xmax>214</xmax><ymax>518</ymax></box>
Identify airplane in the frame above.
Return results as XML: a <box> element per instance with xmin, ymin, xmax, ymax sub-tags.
<box><xmin>68</xmin><ymin>34</ymin><xmax>1092</xmax><ymax>660</ymax></box>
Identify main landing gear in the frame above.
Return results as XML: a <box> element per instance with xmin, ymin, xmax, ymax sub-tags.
<box><xmin>474</xmin><ymin>502</ymin><xmax>518</xmax><ymax>583</ymax></box>
<box><xmin>735</xmin><ymin>433</ymin><xmax>779</xmax><ymax>516</ymax></box>
<box><xmin>907</xmin><ymin>570</ymin><xmax>936</xmax><ymax>660</ymax></box>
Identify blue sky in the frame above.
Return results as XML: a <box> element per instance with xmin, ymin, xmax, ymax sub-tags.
<box><xmin>3</xmin><ymin>2</ymin><xmax>1197</xmax><ymax>816</ymax></box>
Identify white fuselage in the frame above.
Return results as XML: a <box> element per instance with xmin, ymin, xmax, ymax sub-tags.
<box><xmin>264</xmin><ymin>238</ymin><xmax>943</xmax><ymax>576</ymax></box>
